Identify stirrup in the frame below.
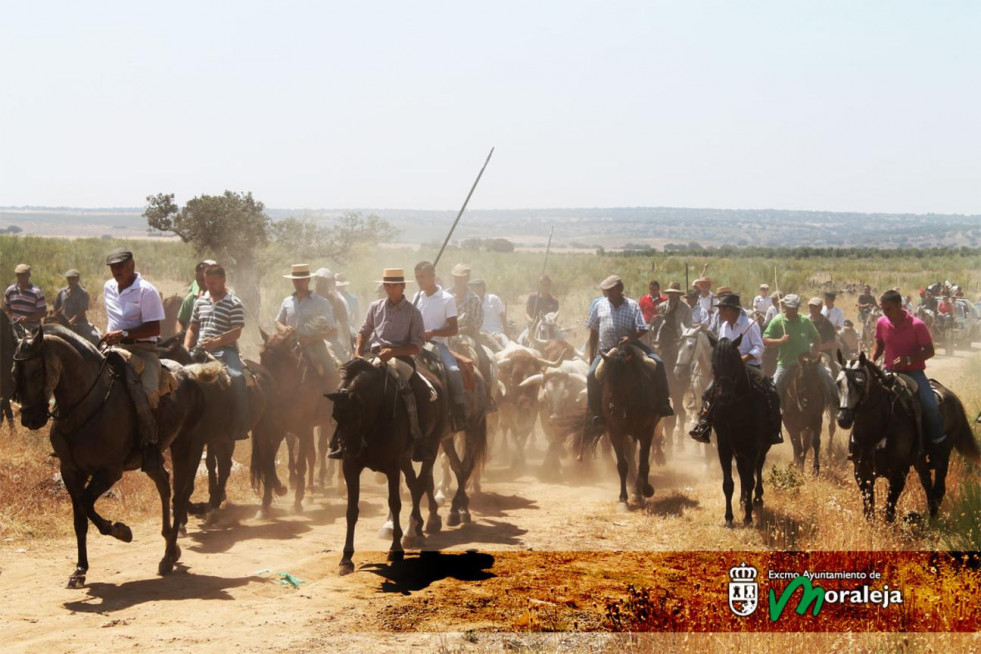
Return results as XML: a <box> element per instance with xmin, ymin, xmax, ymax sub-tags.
<box><xmin>689</xmin><ymin>421</ymin><xmax>711</xmax><ymax>443</ymax></box>
<box><xmin>327</xmin><ymin>447</ymin><xmax>344</xmax><ymax>460</ymax></box>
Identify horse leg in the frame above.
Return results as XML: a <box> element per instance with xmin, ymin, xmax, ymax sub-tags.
<box><xmin>305</xmin><ymin>428</ymin><xmax>317</xmax><ymax>495</ymax></box>
<box><xmin>286</xmin><ymin>434</ymin><xmax>299</xmax><ymax>490</ymax></box>
<box><xmin>339</xmin><ymin>460</ymin><xmax>360</xmax><ymax>575</ymax></box>
<box><xmin>1</xmin><ymin>397</ymin><xmax>13</xmax><ymax>427</ymax></box>
<box><xmin>788</xmin><ymin>422</ymin><xmax>804</xmax><ymax>470</ymax></box>
<box><xmin>434</xmin><ymin>447</ymin><xmax>452</xmax><ymax>507</ymax></box>
<box><xmin>292</xmin><ymin>430</ymin><xmax>311</xmax><ymax>513</ymax></box>
<box><xmin>884</xmin><ymin>470</ymin><xmax>909</xmax><ymax>524</ymax></box>
<box><xmin>610</xmin><ymin>433</ymin><xmax>630</xmax><ymax>512</ymax></box>
<box><xmin>205</xmin><ymin>443</ymin><xmax>218</xmax><ymax>507</ymax></box>
<box><xmin>400</xmin><ymin>459</ymin><xmax>425</xmax><ymax>548</ymax></box>
<box><xmin>443</xmin><ymin>437</ymin><xmax>466</xmax><ymax>526</ymax></box>
<box><xmin>635</xmin><ymin>434</ymin><xmax>655</xmax><ymax>501</ymax></box>
<box><xmin>854</xmin><ymin>460</ymin><xmax>876</xmax><ymax>522</ymax></box>
<box><xmin>735</xmin><ymin>456</ymin><xmax>755</xmax><ymax>526</ymax></box>
<box><xmin>143</xmin><ymin>465</ymin><xmax>180</xmax><ymax>575</ymax></box>
<box><xmin>930</xmin><ymin>450</ymin><xmax>951</xmax><ymax>519</ymax></box>
<box><xmin>61</xmin><ymin>468</ymin><xmax>91</xmax><ymax>588</ymax></box>
<box><xmin>386</xmin><ymin>468</ymin><xmax>405</xmax><ymax>563</ymax></box>
<box><xmin>423</xmin><ymin>457</ymin><xmax>443</xmax><ymax>534</ymax></box>
<box><xmin>211</xmin><ymin>440</ymin><xmax>233</xmax><ymax>509</ymax></box>
<box><xmin>812</xmin><ymin>421</ymin><xmax>822</xmax><ymax>476</ymax></box>
<box><xmin>718</xmin><ymin>441</ymin><xmax>735</xmax><ymax>528</ymax></box>
<box><xmin>171</xmin><ymin>433</ymin><xmax>203</xmax><ymax>537</ymax></box>
<box><xmin>753</xmin><ymin>453</ymin><xmax>765</xmax><ymax>507</ymax></box>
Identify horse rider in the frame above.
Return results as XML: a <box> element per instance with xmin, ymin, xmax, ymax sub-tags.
<box><xmin>654</xmin><ymin>281</ymin><xmax>691</xmax><ymax>356</ymax></box>
<box><xmin>449</xmin><ymin>264</ymin><xmax>496</xmax><ymax>409</ymax></box>
<box><xmin>866</xmin><ymin>289</ymin><xmax>947</xmax><ymax>466</ymax></box>
<box><xmin>584</xmin><ymin>275</ymin><xmax>674</xmax><ymax>437</ymax></box>
<box><xmin>685</xmin><ymin>288</ymin><xmax>705</xmax><ymax>328</ymax></box>
<box><xmin>753</xmin><ymin>283</ymin><xmax>771</xmax><ymax>314</ymax></box>
<box><xmin>177</xmin><ymin>259</ymin><xmax>217</xmax><ymax>330</ymax></box>
<box><xmin>328</xmin><ymin>267</ymin><xmax>430</xmax><ymax>462</ymax></box>
<box><xmin>690</xmin><ymin>293</ymin><xmax>781</xmax><ymax>444</ymax></box>
<box><xmin>762</xmin><ymin>293</ymin><xmax>837</xmax><ymax>406</ymax></box>
<box><xmin>763</xmin><ymin>292</ymin><xmax>782</xmax><ymax>329</ymax></box>
<box><xmin>413</xmin><ymin>261</ymin><xmax>468</xmax><ymax>431</ymax></box>
<box><xmin>525</xmin><ymin>274</ymin><xmax>559</xmax><ymax>325</ymax></box>
<box><xmin>808</xmin><ymin>297</ymin><xmax>838</xmax><ymax>358</ymax></box>
<box><xmin>4</xmin><ymin>263</ymin><xmax>47</xmax><ymax>333</ymax></box>
<box><xmin>639</xmin><ymin>280</ymin><xmax>667</xmax><ymax>326</ymax></box>
<box><xmin>695</xmin><ymin>277</ymin><xmax>715</xmax><ymax>320</ymax></box>
<box><xmin>705</xmin><ymin>285</ymin><xmax>733</xmax><ymax>335</ymax></box>
<box><xmin>839</xmin><ymin>319</ymin><xmax>860</xmax><ymax>359</ymax></box>
<box><xmin>470</xmin><ymin>278</ymin><xmax>508</xmax><ymax>350</ymax></box>
<box><xmin>275</xmin><ymin>263</ymin><xmax>338</xmax><ymax>389</ymax></box>
<box><xmin>821</xmin><ymin>291</ymin><xmax>845</xmax><ymax>331</ymax></box>
<box><xmin>183</xmin><ymin>264</ymin><xmax>250</xmax><ymax>441</ymax></box>
<box><xmin>314</xmin><ymin>267</ymin><xmax>353</xmax><ymax>360</ymax></box>
<box><xmin>333</xmin><ymin>272</ymin><xmax>360</xmax><ymax>327</ymax></box>
<box><xmin>856</xmin><ymin>284</ymin><xmax>877</xmax><ymax>321</ymax></box>
<box><xmin>99</xmin><ymin>247</ymin><xmax>167</xmax><ymax>471</ymax></box>
<box><xmin>51</xmin><ymin>269</ymin><xmax>100</xmax><ymax>345</ymax></box>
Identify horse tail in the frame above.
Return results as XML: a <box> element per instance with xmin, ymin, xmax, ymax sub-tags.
<box><xmin>250</xmin><ymin>424</ymin><xmax>266</xmax><ymax>493</ymax></box>
<box><xmin>944</xmin><ymin>389</ymin><xmax>981</xmax><ymax>464</ymax></box>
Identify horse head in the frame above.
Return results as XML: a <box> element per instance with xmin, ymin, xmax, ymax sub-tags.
<box><xmin>835</xmin><ymin>352</ymin><xmax>882</xmax><ymax>429</ymax></box>
<box><xmin>326</xmin><ymin>358</ymin><xmax>390</xmax><ymax>457</ymax></box>
<box><xmin>12</xmin><ymin>324</ymin><xmax>57</xmax><ymax>430</ymax></box>
<box><xmin>710</xmin><ymin>335</ymin><xmax>746</xmax><ymax>395</ymax></box>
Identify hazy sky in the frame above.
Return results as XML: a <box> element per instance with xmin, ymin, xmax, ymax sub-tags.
<box><xmin>2</xmin><ymin>1</ymin><xmax>980</xmax><ymax>214</ymax></box>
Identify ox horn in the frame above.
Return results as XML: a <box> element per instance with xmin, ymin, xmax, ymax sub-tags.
<box><xmin>518</xmin><ymin>373</ymin><xmax>545</xmax><ymax>389</ymax></box>
<box><xmin>535</xmin><ymin>356</ymin><xmax>564</xmax><ymax>370</ymax></box>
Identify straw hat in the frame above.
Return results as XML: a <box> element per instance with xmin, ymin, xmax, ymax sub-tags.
<box><xmin>664</xmin><ymin>282</ymin><xmax>684</xmax><ymax>294</ymax></box>
<box><xmin>333</xmin><ymin>272</ymin><xmax>351</xmax><ymax>287</ymax></box>
<box><xmin>14</xmin><ymin>263</ymin><xmax>31</xmax><ymax>274</ymax></box>
<box><xmin>716</xmin><ymin>285</ymin><xmax>733</xmax><ymax>296</ymax></box>
<box><xmin>283</xmin><ymin>264</ymin><xmax>313</xmax><ymax>279</ymax></box>
<box><xmin>375</xmin><ymin>268</ymin><xmax>410</xmax><ymax>284</ymax></box>
<box><xmin>451</xmin><ymin>263</ymin><xmax>472</xmax><ymax>278</ymax></box>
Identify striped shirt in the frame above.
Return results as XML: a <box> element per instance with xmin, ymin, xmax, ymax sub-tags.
<box><xmin>191</xmin><ymin>291</ymin><xmax>246</xmax><ymax>347</ymax></box>
<box><xmin>4</xmin><ymin>283</ymin><xmax>47</xmax><ymax>327</ymax></box>
<box><xmin>587</xmin><ymin>297</ymin><xmax>648</xmax><ymax>351</ymax></box>
<box><xmin>360</xmin><ymin>296</ymin><xmax>425</xmax><ymax>351</ymax></box>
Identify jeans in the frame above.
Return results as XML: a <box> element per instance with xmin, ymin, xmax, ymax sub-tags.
<box><xmin>774</xmin><ymin>362</ymin><xmax>837</xmax><ymax>406</ymax></box>
<box><xmin>904</xmin><ymin>369</ymin><xmax>946</xmax><ymax>443</ymax></box>
<box><xmin>212</xmin><ymin>346</ymin><xmax>251</xmax><ymax>440</ymax></box>
<box><xmin>434</xmin><ymin>341</ymin><xmax>465</xmax><ymax>404</ymax></box>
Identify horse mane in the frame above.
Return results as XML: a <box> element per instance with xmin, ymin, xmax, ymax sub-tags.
<box><xmin>42</xmin><ymin>324</ymin><xmax>103</xmax><ymax>363</ymax></box>
<box><xmin>341</xmin><ymin>357</ymin><xmax>378</xmax><ymax>385</ymax></box>
<box><xmin>711</xmin><ymin>336</ymin><xmax>742</xmax><ymax>374</ymax></box>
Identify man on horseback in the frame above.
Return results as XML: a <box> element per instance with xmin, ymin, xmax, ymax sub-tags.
<box><xmin>99</xmin><ymin>248</ymin><xmax>167</xmax><ymax>471</ymax></box>
<box><xmin>449</xmin><ymin>264</ymin><xmax>496</xmax><ymax>410</ymax></box>
<box><xmin>753</xmin><ymin>284</ymin><xmax>771</xmax><ymax>314</ymax></box>
<box><xmin>177</xmin><ymin>259</ymin><xmax>216</xmax><ymax>330</ymax></box>
<box><xmin>470</xmin><ymin>278</ymin><xmax>508</xmax><ymax>349</ymax></box>
<box><xmin>314</xmin><ymin>267</ymin><xmax>353</xmax><ymax>360</ymax></box>
<box><xmin>4</xmin><ymin>263</ymin><xmax>47</xmax><ymax>333</ymax></box>
<box><xmin>821</xmin><ymin>291</ymin><xmax>845</xmax><ymax>331</ymax></box>
<box><xmin>51</xmin><ymin>269</ymin><xmax>100</xmax><ymax>345</ymax></box>
<box><xmin>584</xmin><ymin>275</ymin><xmax>673</xmax><ymax>437</ymax></box>
<box><xmin>868</xmin><ymin>289</ymin><xmax>947</xmax><ymax>466</ymax></box>
<box><xmin>690</xmin><ymin>294</ymin><xmax>782</xmax><ymax>445</ymax></box>
<box><xmin>763</xmin><ymin>293</ymin><xmax>837</xmax><ymax>405</ymax></box>
<box><xmin>525</xmin><ymin>274</ymin><xmax>559</xmax><ymax>324</ymax></box>
<box><xmin>275</xmin><ymin>264</ymin><xmax>338</xmax><ymax>390</ymax></box>
<box><xmin>857</xmin><ymin>285</ymin><xmax>877</xmax><ymax>321</ymax></box>
<box><xmin>184</xmin><ymin>264</ymin><xmax>250</xmax><ymax>441</ymax></box>
<box><xmin>413</xmin><ymin>261</ymin><xmax>468</xmax><ymax>432</ymax></box>
<box><xmin>328</xmin><ymin>267</ymin><xmax>431</xmax><ymax>462</ymax></box>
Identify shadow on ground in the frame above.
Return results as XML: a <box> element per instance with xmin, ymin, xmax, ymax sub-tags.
<box><xmin>361</xmin><ymin>550</ymin><xmax>496</xmax><ymax>595</ymax></box>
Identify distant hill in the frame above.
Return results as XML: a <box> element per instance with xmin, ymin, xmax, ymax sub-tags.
<box><xmin>2</xmin><ymin>205</ymin><xmax>978</xmax><ymax>249</ymax></box>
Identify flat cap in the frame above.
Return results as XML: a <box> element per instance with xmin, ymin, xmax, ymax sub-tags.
<box><xmin>599</xmin><ymin>274</ymin><xmax>623</xmax><ymax>290</ymax></box>
<box><xmin>314</xmin><ymin>267</ymin><xmax>335</xmax><ymax>280</ymax></box>
<box><xmin>808</xmin><ymin>296</ymin><xmax>823</xmax><ymax>307</ymax></box>
<box><xmin>64</xmin><ymin>269</ymin><xmax>81</xmax><ymax>278</ymax></box>
<box><xmin>14</xmin><ymin>263</ymin><xmax>31</xmax><ymax>274</ymax></box>
<box><xmin>451</xmin><ymin>263</ymin><xmax>472</xmax><ymax>277</ymax></box>
<box><xmin>105</xmin><ymin>247</ymin><xmax>133</xmax><ymax>265</ymax></box>
<box><xmin>780</xmin><ymin>293</ymin><xmax>802</xmax><ymax>309</ymax></box>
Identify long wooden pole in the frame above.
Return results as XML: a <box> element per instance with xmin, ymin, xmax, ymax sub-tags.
<box><xmin>433</xmin><ymin>147</ymin><xmax>495</xmax><ymax>267</ymax></box>
<box><xmin>531</xmin><ymin>226</ymin><xmax>555</xmax><ymax>320</ymax></box>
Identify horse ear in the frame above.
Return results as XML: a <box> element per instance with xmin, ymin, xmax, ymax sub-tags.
<box><xmin>259</xmin><ymin>328</ymin><xmax>270</xmax><ymax>344</ymax></box>
<box><xmin>706</xmin><ymin>331</ymin><xmax>718</xmax><ymax>348</ymax></box>
<box><xmin>325</xmin><ymin>391</ymin><xmax>342</xmax><ymax>402</ymax></box>
<box><xmin>858</xmin><ymin>351</ymin><xmax>867</xmax><ymax>365</ymax></box>
<box><xmin>733</xmin><ymin>333</ymin><xmax>743</xmax><ymax>348</ymax></box>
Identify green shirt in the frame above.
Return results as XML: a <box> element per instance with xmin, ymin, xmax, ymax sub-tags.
<box><xmin>177</xmin><ymin>279</ymin><xmax>201</xmax><ymax>326</ymax></box>
<box><xmin>763</xmin><ymin>313</ymin><xmax>819</xmax><ymax>368</ymax></box>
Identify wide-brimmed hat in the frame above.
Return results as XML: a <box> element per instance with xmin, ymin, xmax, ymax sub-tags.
<box><xmin>451</xmin><ymin>263</ymin><xmax>472</xmax><ymax>278</ymax></box>
<box><xmin>105</xmin><ymin>248</ymin><xmax>133</xmax><ymax>265</ymax></box>
<box><xmin>63</xmin><ymin>269</ymin><xmax>80</xmax><ymax>278</ymax></box>
<box><xmin>314</xmin><ymin>267</ymin><xmax>334</xmax><ymax>280</ymax></box>
<box><xmin>781</xmin><ymin>293</ymin><xmax>802</xmax><ymax>309</ymax></box>
<box><xmin>715</xmin><ymin>294</ymin><xmax>742</xmax><ymax>310</ymax></box>
<box><xmin>808</xmin><ymin>296</ymin><xmax>823</xmax><ymax>307</ymax></box>
<box><xmin>333</xmin><ymin>272</ymin><xmax>351</xmax><ymax>287</ymax></box>
<box><xmin>716</xmin><ymin>285</ymin><xmax>733</xmax><ymax>296</ymax></box>
<box><xmin>759</xmin><ymin>283</ymin><xmax>770</xmax><ymax>290</ymax></box>
<box><xmin>599</xmin><ymin>274</ymin><xmax>623</xmax><ymax>291</ymax></box>
<box><xmin>375</xmin><ymin>268</ymin><xmax>410</xmax><ymax>284</ymax></box>
<box><xmin>664</xmin><ymin>282</ymin><xmax>684</xmax><ymax>294</ymax></box>
<box><xmin>283</xmin><ymin>263</ymin><xmax>313</xmax><ymax>279</ymax></box>
<box><xmin>14</xmin><ymin>263</ymin><xmax>31</xmax><ymax>274</ymax></box>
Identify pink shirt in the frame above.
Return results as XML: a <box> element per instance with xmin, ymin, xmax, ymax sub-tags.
<box><xmin>874</xmin><ymin>310</ymin><xmax>932</xmax><ymax>371</ymax></box>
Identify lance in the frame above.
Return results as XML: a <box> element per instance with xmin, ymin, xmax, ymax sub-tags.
<box><xmin>685</xmin><ymin>262</ymin><xmax>689</xmax><ymax>293</ymax></box>
<box><xmin>433</xmin><ymin>147</ymin><xmax>495</xmax><ymax>268</ymax></box>
<box><xmin>531</xmin><ymin>226</ymin><xmax>555</xmax><ymax>320</ymax></box>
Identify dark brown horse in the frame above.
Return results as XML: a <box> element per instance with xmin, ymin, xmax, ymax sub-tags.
<box><xmin>590</xmin><ymin>343</ymin><xmax>663</xmax><ymax>511</ymax></box>
<box><xmin>836</xmin><ymin>353</ymin><xmax>980</xmax><ymax>521</ymax></box>
<box><xmin>250</xmin><ymin>328</ymin><xmax>337</xmax><ymax>517</ymax></box>
<box><xmin>0</xmin><ymin>311</ymin><xmax>15</xmax><ymax>426</ymax></box>
<box><xmin>13</xmin><ymin>324</ymin><xmax>224</xmax><ymax>586</ymax></box>
<box><xmin>782</xmin><ymin>353</ymin><xmax>829</xmax><ymax>474</ymax></box>
<box><xmin>710</xmin><ymin>335</ymin><xmax>776</xmax><ymax>527</ymax></box>
<box><xmin>327</xmin><ymin>358</ymin><xmax>448</xmax><ymax>575</ymax></box>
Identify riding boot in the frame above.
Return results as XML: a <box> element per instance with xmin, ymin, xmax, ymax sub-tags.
<box><xmin>327</xmin><ymin>428</ymin><xmax>344</xmax><ymax>460</ymax></box>
<box><xmin>763</xmin><ymin>378</ymin><xmax>784</xmax><ymax>444</ymax></box>
<box><xmin>403</xmin><ymin>389</ymin><xmax>433</xmax><ymax>462</ymax></box>
<box><xmin>689</xmin><ymin>402</ymin><xmax>713</xmax><ymax>443</ymax></box>
<box><xmin>107</xmin><ymin>350</ymin><xmax>162</xmax><ymax>472</ymax></box>
<box><xmin>450</xmin><ymin>402</ymin><xmax>468</xmax><ymax>433</ymax></box>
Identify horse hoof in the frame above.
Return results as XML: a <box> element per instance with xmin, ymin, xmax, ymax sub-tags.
<box><xmin>378</xmin><ymin>522</ymin><xmax>394</xmax><ymax>540</ymax></box>
<box><xmin>616</xmin><ymin>502</ymin><xmax>629</xmax><ymax>513</ymax></box>
<box><xmin>425</xmin><ymin>518</ymin><xmax>442</xmax><ymax>534</ymax></box>
<box><xmin>642</xmin><ymin>483</ymin><xmax>655</xmax><ymax>498</ymax></box>
<box><xmin>447</xmin><ymin>512</ymin><xmax>461</xmax><ymax>527</ymax></box>
<box><xmin>743</xmin><ymin>518</ymin><xmax>753</xmax><ymax>527</ymax></box>
<box><xmin>461</xmin><ymin>510</ymin><xmax>472</xmax><ymax>524</ymax></box>
<box><xmin>339</xmin><ymin>560</ymin><xmax>355</xmax><ymax>576</ymax></box>
<box><xmin>178</xmin><ymin>524</ymin><xmax>188</xmax><ymax>538</ymax></box>
<box><xmin>473</xmin><ymin>483</ymin><xmax>481</xmax><ymax>494</ymax></box>
<box><xmin>753</xmin><ymin>497</ymin><xmax>763</xmax><ymax>507</ymax></box>
<box><xmin>203</xmin><ymin>511</ymin><xmax>219</xmax><ymax>527</ymax></box>
<box><xmin>725</xmin><ymin>520</ymin><xmax>734</xmax><ymax>529</ymax></box>
<box><xmin>187</xmin><ymin>502</ymin><xmax>208</xmax><ymax>516</ymax></box>
<box><xmin>402</xmin><ymin>535</ymin><xmax>417</xmax><ymax>549</ymax></box>
<box><xmin>388</xmin><ymin>550</ymin><xmax>405</xmax><ymax>563</ymax></box>
<box><xmin>254</xmin><ymin>508</ymin><xmax>271</xmax><ymax>520</ymax></box>
<box><xmin>292</xmin><ymin>502</ymin><xmax>303</xmax><ymax>515</ymax></box>
<box><xmin>111</xmin><ymin>522</ymin><xmax>133</xmax><ymax>543</ymax></box>
<box><xmin>434</xmin><ymin>491</ymin><xmax>447</xmax><ymax>507</ymax></box>
<box><xmin>274</xmin><ymin>484</ymin><xmax>288</xmax><ymax>497</ymax></box>
<box><xmin>158</xmin><ymin>559</ymin><xmax>174</xmax><ymax>576</ymax></box>
<box><xmin>67</xmin><ymin>574</ymin><xmax>86</xmax><ymax>589</ymax></box>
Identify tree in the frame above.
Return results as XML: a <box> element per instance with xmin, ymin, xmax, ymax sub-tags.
<box><xmin>269</xmin><ymin>211</ymin><xmax>397</xmax><ymax>262</ymax></box>
<box><xmin>145</xmin><ymin>191</ymin><xmax>270</xmax><ymax>326</ymax></box>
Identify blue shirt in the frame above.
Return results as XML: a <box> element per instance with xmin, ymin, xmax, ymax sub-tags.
<box><xmin>587</xmin><ymin>297</ymin><xmax>648</xmax><ymax>351</ymax></box>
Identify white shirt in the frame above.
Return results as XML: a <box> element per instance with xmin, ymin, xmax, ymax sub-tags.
<box><xmin>481</xmin><ymin>293</ymin><xmax>506</xmax><ymax>334</ymax></box>
<box><xmin>753</xmin><ymin>294</ymin><xmax>771</xmax><ymax>314</ymax></box>
<box><xmin>103</xmin><ymin>273</ymin><xmax>166</xmax><ymax>341</ymax></box>
<box><xmin>697</xmin><ymin>292</ymin><xmax>714</xmax><ymax>315</ymax></box>
<box><xmin>413</xmin><ymin>286</ymin><xmax>458</xmax><ymax>345</ymax></box>
<box><xmin>821</xmin><ymin>305</ymin><xmax>845</xmax><ymax>330</ymax></box>
<box><xmin>718</xmin><ymin>312</ymin><xmax>764</xmax><ymax>367</ymax></box>
<box><xmin>688</xmin><ymin>302</ymin><xmax>705</xmax><ymax>326</ymax></box>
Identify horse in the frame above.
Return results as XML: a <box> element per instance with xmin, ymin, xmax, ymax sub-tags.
<box><xmin>250</xmin><ymin>327</ymin><xmax>338</xmax><ymax>517</ymax></box>
<box><xmin>157</xmin><ymin>333</ymin><xmax>273</xmax><ymax>529</ymax></box>
<box><xmin>588</xmin><ymin>343</ymin><xmax>664</xmax><ymax>511</ymax></box>
<box><xmin>709</xmin><ymin>335</ymin><xmax>776</xmax><ymax>527</ymax></box>
<box><xmin>836</xmin><ymin>353</ymin><xmax>980</xmax><ymax>522</ymax></box>
<box><xmin>0</xmin><ymin>311</ymin><xmax>15</xmax><ymax>426</ymax></box>
<box><xmin>12</xmin><ymin>324</ymin><xmax>224</xmax><ymax>586</ymax></box>
<box><xmin>782</xmin><ymin>353</ymin><xmax>830</xmax><ymax>474</ymax></box>
<box><xmin>326</xmin><ymin>358</ymin><xmax>448</xmax><ymax>575</ymax></box>
<box><xmin>673</xmin><ymin>327</ymin><xmax>714</xmax><ymax>431</ymax></box>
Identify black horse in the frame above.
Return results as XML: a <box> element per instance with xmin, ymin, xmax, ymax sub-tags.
<box><xmin>592</xmin><ymin>343</ymin><xmax>664</xmax><ymax>510</ymax></box>
<box><xmin>836</xmin><ymin>352</ymin><xmax>980</xmax><ymax>521</ymax></box>
<box><xmin>13</xmin><ymin>324</ymin><xmax>224</xmax><ymax>586</ymax></box>
<box><xmin>710</xmin><ymin>335</ymin><xmax>776</xmax><ymax>527</ymax></box>
<box><xmin>326</xmin><ymin>358</ymin><xmax>447</xmax><ymax>575</ymax></box>
<box><xmin>782</xmin><ymin>353</ymin><xmax>829</xmax><ymax>474</ymax></box>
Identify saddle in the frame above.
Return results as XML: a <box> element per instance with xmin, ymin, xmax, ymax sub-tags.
<box><xmin>885</xmin><ymin>372</ymin><xmax>925</xmax><ymax>452</ymax></box>
<box><xmin>111</xmin><ymin>347</ymin><xmax>178</xmax><ymax>398</ymax></box>
<box><xmin>451</xmin><ymin>351</ymin><xmax>477</xmax><ymax>392</ymax></box>
<box><xmin>371</xmin><ymin>356</ymin><xmax>438</xmax><ymax>402</ymax></box>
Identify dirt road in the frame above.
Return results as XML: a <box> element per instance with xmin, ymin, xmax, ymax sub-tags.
<box><xmin>1</xmin><ymin>351</ymin><xmax>977</xmax><ymax>653</ymax></box>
